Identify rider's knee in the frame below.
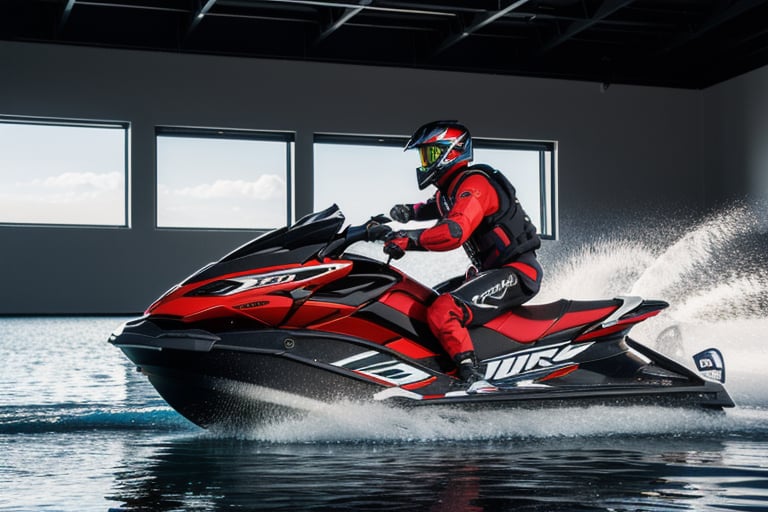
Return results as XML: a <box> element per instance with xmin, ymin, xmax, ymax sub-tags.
<box><xmin>427</xmin><ymin>294</ymin><xmax>470</xmax><ymax>333</ymax></box>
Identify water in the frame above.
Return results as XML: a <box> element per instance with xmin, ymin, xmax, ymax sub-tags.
<box><xmin>2</xmin><ymin>207</ymin><xmax>768</xmax><ymax>511</ymax></box>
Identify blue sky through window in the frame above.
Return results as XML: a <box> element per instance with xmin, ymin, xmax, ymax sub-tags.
<box><xmin>156</xmin><ymin>135</ymin><xmax>290</xmax><ymax>229</ymax></box>
<box><xmin>0</xmin><ymin>120</ymin><xmax>126</xmax><ymax>226</ymax></box>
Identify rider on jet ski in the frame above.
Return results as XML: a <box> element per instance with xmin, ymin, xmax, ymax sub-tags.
<box><xmin>381</xmin><ymin>120</ymin><xmax>543</xmax><ymax>384</ymax></box>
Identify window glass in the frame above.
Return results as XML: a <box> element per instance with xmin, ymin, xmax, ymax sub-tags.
<box><xmin>156</xmin><ymin>130</ymin><xmax>292</xmax><ymax>229</ymax></box>
<box><xmin>0</xmin><ymin>118</ymin><xmax>127</xmax><ymax>226</ymax></box>
<box><xmin>473</xmin><ymin>147</ymin><xmax>542</xmax><ymax>229</ymax></box>
<box><xmin>314</xmin><ymin>136</ymin><xmax>556</xmax><ymax>238</ymax></box>
<box><xmin>314</xmin><ymin>140</ymin><xmax>421</xmax><ymax>227</ymax></box>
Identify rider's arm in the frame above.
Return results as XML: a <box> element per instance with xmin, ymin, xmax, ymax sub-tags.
<box><xmin>391</xmin><ymin>196</ymin><xmax>440</xmax><ymax>223</ymax></box>
<box><xmin>385</xmin><ymin>175</ymin><xmax>499</xmax><ymax>254</ymax></box>
<box><xmin>418</xmin><ymin>174</ymin><xmax>499</xmax><ymax>251</ymax></box>
<box><xmin>412</xmin><ymin>197</ymin><xmax>440</xmax><ymax>221</ymax></box>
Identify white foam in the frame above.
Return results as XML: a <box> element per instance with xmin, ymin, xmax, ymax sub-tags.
<box><xmin>235</xmin><ymin>400</ymin><xmax>768</xmax><ymax>443</ymax></box>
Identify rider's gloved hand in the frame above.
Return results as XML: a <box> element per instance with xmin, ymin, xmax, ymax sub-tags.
<box><xmin>389</xmin><ymin>204</ymin><xmax>415</xmax><ymax>223</ymax></box>
<box><xmin>383</xmin><ymin>237</ymin><xmax>408</xmax><ymax>260</ymax></box>
<box><xmin>366</xmin><ymin>223</ymin><xmax>392</xmax><ymax>242</ymax></box>
<box><xmin>382</xmin><ymin>230</ymin><xmax>422</xmax><ymax>260</ymax></box>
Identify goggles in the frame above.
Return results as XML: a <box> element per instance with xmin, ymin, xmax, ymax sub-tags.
<box><xmin>418</xmin><ymin>145</ymin><xmax>444</xmax><ymax>171</ymax></box>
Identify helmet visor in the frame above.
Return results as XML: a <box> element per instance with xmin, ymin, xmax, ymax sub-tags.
<box><xmin>418</xmin><ymin>145</ymin><xmax>444</xmax><ymax>171</ymax></box>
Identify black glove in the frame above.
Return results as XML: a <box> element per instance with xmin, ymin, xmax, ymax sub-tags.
<box><xmin>382</xmin><ymin>229</ymin><xmax>423</xmax><ymax>260</ymax></box>
<box><xmin>344</xmin><ymin>214</ymin><xmax>392</xmax><ymax>244</ymax></box>
<box><xmin>383</xmin><ymin>238</ymin><xmax>406</xmax><ymax>260</ymax></box>
<box><xmin>367</xmin><ymin>223</ymin><xmax>392</xmax><ymax>242</ymax></box>
<box><xmin>390</xmin><ymin>204</ymin><xmax>415</xmax><ymax>223</ymax></box>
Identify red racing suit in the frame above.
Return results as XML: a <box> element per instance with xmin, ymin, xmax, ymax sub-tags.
<box><xmin>387</xmin><ymin>164</ymin><xmax>542</xmax><ymax>361</ymax></box>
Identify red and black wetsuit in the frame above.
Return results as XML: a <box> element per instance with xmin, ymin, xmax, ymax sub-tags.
<box><xmin>389</xmin><ymin>164</ymin><xmax>543</xmax><ymax>360</ymax></box>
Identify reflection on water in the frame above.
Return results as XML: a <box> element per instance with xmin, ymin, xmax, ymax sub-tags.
<box><xmin>107</xmin><ymin>435</ymin><xmax>768</xmax><ymax>511</ymax></box>
<box><xmin>0</xmin><ymin>317</ymin><xmax>129</xmax><ymax>406</ymax></box>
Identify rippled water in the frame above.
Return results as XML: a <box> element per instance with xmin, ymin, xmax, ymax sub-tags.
<box><xmin>2</xmin><ymin>206</ymin><xmax>768</xmax><ymax>511</ymax></box>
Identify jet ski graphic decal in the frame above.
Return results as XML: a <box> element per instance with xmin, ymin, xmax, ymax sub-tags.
<box><xmin>333</xmin><ymin>350</ymin><xmax>433</xmax><ymax>386</ymax></box>
<box><xmin>485</xmin><ymin>341</ymin><xmax>595</xmax><ymax>381</ymax></box>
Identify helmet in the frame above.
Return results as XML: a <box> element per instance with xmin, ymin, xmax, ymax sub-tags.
<box><xmin>405</xmin><ymin>120</ymin><xmax>473</xmax><ymax>189</ymax></box>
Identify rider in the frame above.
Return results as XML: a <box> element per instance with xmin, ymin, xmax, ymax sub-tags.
<box><xmin>382</xmin><ymin>120</ymin><xmax>543</xmax><ymax>384</ymax></box>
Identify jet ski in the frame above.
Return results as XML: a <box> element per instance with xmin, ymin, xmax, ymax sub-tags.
<box><xmin>109</xmin><ymin>205</ymin><xmax>734</xmax><ymax>428</ymax></box>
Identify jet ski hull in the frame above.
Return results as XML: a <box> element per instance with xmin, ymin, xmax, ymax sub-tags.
<box><xmin>112</xmin><ymin>319</ymin><xmax>734</xmax><ymax>429</ymax></box>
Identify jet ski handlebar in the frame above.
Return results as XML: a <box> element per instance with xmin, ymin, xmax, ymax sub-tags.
<box><xmin>318</xmin><ymin>214</ymin><xmax>392</xmax><ymax>260</ymax></box>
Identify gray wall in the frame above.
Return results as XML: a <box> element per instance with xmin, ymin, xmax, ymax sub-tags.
<box><xmin>0</xmin><ymin>41</ymin><xmax>763</xmax><ymax>314</ymax></box>
<box><xmin>702</xmin><ymin>64</ymin><xmax>768</xmax><ymax>208</ymax></box>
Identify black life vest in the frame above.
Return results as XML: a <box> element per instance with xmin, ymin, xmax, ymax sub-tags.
<box><xmin>438</xmin><ymin>164</ymin><xmax>541</xmax><ymax>270</ymax></box>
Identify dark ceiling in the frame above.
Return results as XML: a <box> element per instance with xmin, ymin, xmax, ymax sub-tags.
<box><xmin>3</xmin><ymin>0</ymin><xmax>768</xmax><ymax>89</ymax></box>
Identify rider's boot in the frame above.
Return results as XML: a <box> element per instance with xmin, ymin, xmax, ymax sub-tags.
<box><xmin>452</xmin><ymin>351</ymin><xmax>498</xmax><ymax>393</ymax></box>
<box><xmin>454</xmin><ymin>351</ymin><xmax>485</xmax><ymax>384</ymax></box>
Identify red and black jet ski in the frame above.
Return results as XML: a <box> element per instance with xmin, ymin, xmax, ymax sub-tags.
<box><xmin>109</xmin><ymin>205</ymin><xmax>734</xmax><ymax>428</ymax></box>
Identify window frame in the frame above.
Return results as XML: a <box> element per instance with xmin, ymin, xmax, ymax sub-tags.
<box><xmin>0</xmin><ymin>115</ymin><xmax>130</xmax><ymax>228</ymax></box>
<box><xmin>469</xmin><ymin>137</ymin><xmax>558</xmax><ymax>240</ymax></box>
<box><xmin>313</xmin><ymin>133</ymin><xmax>557</xmax><ymax>239</ymax></box>
<box><xmin>155</xmin><ymin>126</ymin><xmax>295</xmax><ymax>231</ymax></box>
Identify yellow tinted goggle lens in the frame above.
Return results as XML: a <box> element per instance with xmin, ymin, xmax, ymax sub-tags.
<box><xmin>419</xmin><ymin>145</ymin><xmax>443</xmax><ymax>169</ymax></box>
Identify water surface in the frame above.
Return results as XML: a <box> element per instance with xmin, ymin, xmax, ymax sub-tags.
<box><xmin>3</xmin><ymin>206</ymin><xmax>768</xmax><ymax>511</ymax></box>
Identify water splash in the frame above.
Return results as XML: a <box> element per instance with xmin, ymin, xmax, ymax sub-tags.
<box><xmin>630</xmin><ymin>205</ymin><xmax>768</xmax><ymax>320</ymax></box>
<box><xmin>537</xmin><ymin>204</ymin><xmax>768</xmax><ymax>310</ymax></box>
<box><xmin>630</xmin><ymin>206</ymin><xmax>759</xmax><ymax>296</ymax></box>
<box><xmin>534</xmin><ymin>239</ymin><xmax>655</xmax><ymax>302</ymax></box>
<box><xmin>538</xmin><ymin>204</ymin><xmax>768</xmax><ymax>407</ymax></box>
<box><xmin>234</xmin><ymin>399</ymin><xmax>768</xmax><ymax>443</ymax></box>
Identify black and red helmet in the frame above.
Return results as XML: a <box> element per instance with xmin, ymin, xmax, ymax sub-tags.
<box><xmin>405</xmin><ymin>120</ymin><xmax>473</xmax><ymax>189</ymax></box>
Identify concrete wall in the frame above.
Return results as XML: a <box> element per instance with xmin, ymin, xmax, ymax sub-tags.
<box><xmin>701</xmin><ymin>64</ymin><xmax>768</xmax><ymax>208</ymax></box>
<box><xmin>0</xmin><ymin>41</ymin><xmax>761</xmax><ymax>314</ymax></box>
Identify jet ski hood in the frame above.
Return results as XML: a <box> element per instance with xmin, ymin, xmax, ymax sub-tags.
<box><xmin>184</xmin><ymin>204</ymin><xmax>346</xmax><ymax>286</ymax></box>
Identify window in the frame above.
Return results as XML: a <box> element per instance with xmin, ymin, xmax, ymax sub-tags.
<box><xmin>0</xmin><ymin>117</ymin><xmax>128</xmax><ymax>226</ymax></box>
<box><xmin>472</xmin><ymin>140</ymin><xmax>557</xmax><ymax>238</ymax></box>
<box><xmin>314</xmin><ymin>135</ymin><xmax>419</xmax><ymax>227</ymax></box>
<box><xmin>313</xmin><ymin>134</ymin><xmax>557</xmax><ymax>238</ymax></box>
<box><xmin>156</xmin><ymin>128</ymin><xmax>293</xmax><ymax>230</ymax></box>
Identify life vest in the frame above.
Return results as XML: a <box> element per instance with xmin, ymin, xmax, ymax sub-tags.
<box><xmin>437</xmin><ymin>164</ymin><xmax>541</xmax><ymax>270</ymax></box>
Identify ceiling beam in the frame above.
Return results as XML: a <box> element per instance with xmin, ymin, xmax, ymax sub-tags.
<box><xmin>187</xmin><ymin>0</ymin><xmax>218</xmax><ymax>37</ymax></box>
<box><xmin>433</xmin><ymin>0</ymin><xmax>532</xmax><ymax>56</ymax></box>
<box><xmin>256</xmin><ymin>0</ymin><xmax>453</xmax><ymax>17</ymax></box>
<box><xmin>316</xmin><ymin>0</ymin><xmax>372</xmax><ymax>44</ymax></box>
<box><xmin>538</xmin><ymin>0</ymin><xmax>636</xmax><ymax>54</ymax></box>
<box><xmin>659</xmin><ymin>0</ymin><xmax>767</xmax><ymax>55</ymax></box>
<box><xmin>58</xmin><ymin>0</ymin><xmax>77</xmax><ymax>34</ymax></box>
